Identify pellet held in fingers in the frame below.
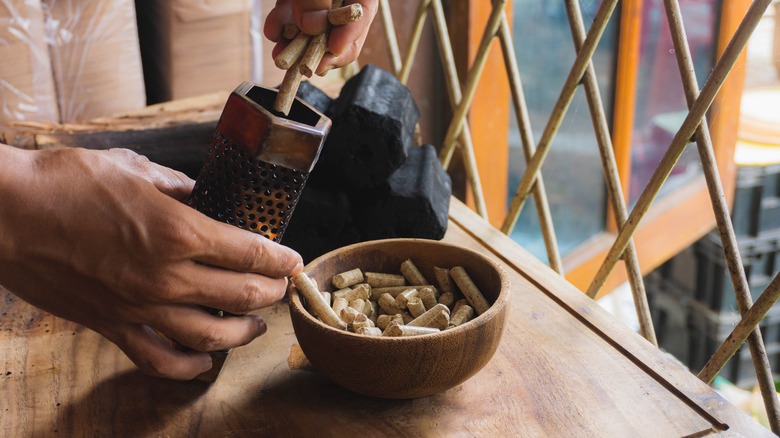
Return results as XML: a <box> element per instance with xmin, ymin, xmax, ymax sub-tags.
<box><xmin>274</xmin><ymin>32</ymin><xmax>310</xmax><ymax>70</ymax></box>
<box><xmin>383</xmin><ymin>323</ymin><xmax>440</xmax><ymax>337</ymax></box>
<box><xmin>365</xmin><ymin>272</ymin><xmax>407</xmax><ymax>287</ymax></box>
<box><xmin>292</xmin><ymin>273</ymin><xmax>346</xmax><ymax>330</ymax></box>
<box><xmin>299</xmin><ymin>33</ymin><xmax>327</xmax><ymax>78</ymax></box>
<box><xmin>327</xmin><ymin>3</ymin><xmax>363</xmax><ymax>26</ymax></box>
<box><xmin>332</xmin><ymin>268</ymin><xmax>364</xmax><ymax>289</ymax></box>
<box><xmin>450</xmin><ymin>267</ymin><xmax>490</xmax><ymax>315</ymax></box>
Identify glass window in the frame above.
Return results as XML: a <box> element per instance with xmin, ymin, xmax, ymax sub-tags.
<box><xmin>630</xmin><ymin>0</ymin><xmax>718</xmax><ymax>203</ymax></box>
<box><xmin>508</xmin><ymin>0</ymin><xmax>618</xmax><ymax>260</ymax></box>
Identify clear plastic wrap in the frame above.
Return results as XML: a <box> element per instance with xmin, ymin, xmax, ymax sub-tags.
<box><xmin>43</xmin><ymin>0</ymin><xmax>146</xmax><ymax>122</ymax></box>
<box><xmin>0</xmin><ymin>0</ymin><xmax>59</xmax><ymax>125</ymax></box>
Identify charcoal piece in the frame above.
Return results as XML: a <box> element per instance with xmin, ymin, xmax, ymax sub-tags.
<box><xmin>283</xmin><ymin>185</ymin><xmax>360</xmax><ymax>263</ymax></box>
<box><xmin>309</xmin><ymin>64</ymin><xmax>420</xmax><ymax>190</ymax></box>
<box><xmin>354</xmin><ymin>144</ymin><xmax>451</xmax><ymax>240</ymax></box>
<box><xmin>295</xmin><ymin>80</ymin><xmax>333</xmax><ymax>114</ymax></box>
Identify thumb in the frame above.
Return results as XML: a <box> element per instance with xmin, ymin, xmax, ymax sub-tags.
<box><xmin>292</xmin><ymin>0</ymin><xmax>332</xmax><ymax>35</ymax></box>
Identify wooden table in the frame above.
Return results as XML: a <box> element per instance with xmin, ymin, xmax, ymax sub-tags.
<box><xmin>1</xmin><ymin>199</ymin><xmax>771</xmax><ymax>436</ymax></box>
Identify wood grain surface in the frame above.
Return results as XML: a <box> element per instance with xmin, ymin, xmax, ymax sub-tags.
<box><xmin>0</xmin><ymin>199</ymin><xmax>771</xmax><ymax>436</ymax></box>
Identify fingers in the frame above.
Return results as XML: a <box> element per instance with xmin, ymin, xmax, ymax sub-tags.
<box><xmin>151</xmin><ymin>305</ymin><xmax>267</xmax><ymax>352</ymax></box>
<box><xmin>319</xmin><ymin>0</ymin><xmax>377</xmax><ymax>74</ymax></box>
<box><xmin>192</xmin><ymin>218</ymin><xmax>303</xmax><ymax>278</ymax></box>
<box><xmin>105</xmin><ymin>148</ymin><xmax>195</xmax><ymax>202</ymax></box>
<box><xmin>264</xmin><ymin>0</ymin><xmax>293</xmax><ymax>42</ymax></box>
<box><xmin>114</xmin><ymin>324</ymin><xmax>213</xmax><ymax>380</ymax></box>
<box><xmin>292</xmin><ymin>0</ymin><xmax>332</xmax><ymax>35</ymax></box>
<box><xmin>178</xmin><ymin>262</ymin><xmax>290</xmax><ymax>313</ymax></box>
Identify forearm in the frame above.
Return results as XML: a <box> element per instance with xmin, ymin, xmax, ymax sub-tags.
<box><xmin>0</xmin><ymin>144</ymin><xmax>34</xmax><ymax>265</ymax></box>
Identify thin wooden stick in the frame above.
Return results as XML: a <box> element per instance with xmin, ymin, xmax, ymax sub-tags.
<box><xmin>500</xmin><ymin>0</ymin><xmax>619</xmax><ymax>234</ymax></box>
<box><xmin>586</xmin><ymin>0</ymin><xmax>773</xmax><ymax>297</ymax></box>
<box><xmin>430</xmin><ymin>0</ymin><xmax>496</xmax><ymax>220</ymax></box>
<box><xmin>379</xmin><ymin>0</ymin><xmax>402</xmax><ymax>74</ymax></box>
<box><xmin>496</xmin><ymin>11</ymin><xmax>563</xmax><ymax>274</ymax></box>
<box><xmin>398</xmin><ymin>0</ymin><xmax>431</xmax><ymax>84</ymax></box>
<box><xmin>699</xmin><ymin>273</ymin><xmax>780</xmax><ymax>382</ymax></box>
<box><xmin>439</xmin><ymin>0</ymin><xmax>506</xmax><ymax>168</ymax></box>
<box><xmin>561</xmin><ymin>0</ymin><xmax>655</xmax><ymax>344</ymax></box>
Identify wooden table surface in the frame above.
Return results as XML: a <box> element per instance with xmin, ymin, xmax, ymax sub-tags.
<box><xmin>1</xmin><ymin>199</ymin><xmax>771</xmax><ymax>436</ymax></box>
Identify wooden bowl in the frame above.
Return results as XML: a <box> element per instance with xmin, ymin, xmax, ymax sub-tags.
<box><xmin>288</xmin><ymin>238</ymin><xmax>511</xmax><ymax>399</ymax></box>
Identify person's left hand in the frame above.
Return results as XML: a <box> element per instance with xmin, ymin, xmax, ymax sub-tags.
<box><xmin>264</xmin><ymin>0</ymin><xmax>378</xmax><ymax>75</ymax></box>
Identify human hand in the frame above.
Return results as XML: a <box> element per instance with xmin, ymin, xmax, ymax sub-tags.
<box><xmin>0</xmin><ymin>145</ymin><xmax>303</xmax><ymax>380</ymax></box>
<box><xmin>264</xmin><ymin>0</ymin><xmax>378</xmax><ymax>75</ymax></box>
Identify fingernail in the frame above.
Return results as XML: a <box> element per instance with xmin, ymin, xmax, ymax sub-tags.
<box><xmin>200</xmin><ymin>355</ymin><xmax>213</xmax><ymax>373</ymax></box>
<box><xmin>255</xmin><ymin>316</ymin><xmax>268</xmax><ymax>336</ymax></box>
<box><xmin>292</xmin><ymin>261</ymin><xmax>304</xmax><ymax>275</ymax></box>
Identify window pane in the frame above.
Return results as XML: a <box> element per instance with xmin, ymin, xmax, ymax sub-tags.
<box><xmin>508</xmin><ymin>0</ymin><xmax>618</xmax><ymax>259</ymax></box>
<box><xmin>630</xmin><ymin>0</ymin><xmax>718</xmax><ymax>203</ymax></box>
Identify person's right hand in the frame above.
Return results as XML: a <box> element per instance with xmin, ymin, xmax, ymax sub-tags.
<box><xmin>0</xmin><ymin>145</ymin><xmax>303</xmax><ymax>380</ymax></box>
<box><xmin>264</xmin><ymin>0</ymin><xmax>378</xmax><ymax>75</ymax></box>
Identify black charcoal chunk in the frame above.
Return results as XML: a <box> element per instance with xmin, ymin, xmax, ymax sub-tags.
<box><xmin>295</xmin><ymin>80</ymin><xmax>333</xmax><ymax>114</ymax></box>
<box><xmin>283</xmin><ymin>185</ymin><xmax>361</xmax><ymax>263</ymax></box>
<box><xmin>310</xmin><ymin>64</ymin><xmax>420</xmax><ymax>190</ymax></box>
<box><xmin>354</xmin><ymin>144</ymin><xmax>451</xmax><ymax>240</ymax></box>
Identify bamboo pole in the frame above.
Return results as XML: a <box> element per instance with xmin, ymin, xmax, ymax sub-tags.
<box><xmin>428</xmin><ymin>0</ymin><xmax>489</xmax><ymax>219</ymax></box>
<box><xmin>562</xmin><ymin>0</ymin><xmax>656</xmax><ymax>345</ymax></box>
<box><xmin>379</xmin><ymin>0</ymin><xmax>402</xmax><ymax>74</ymax></box>
<box><xmin>439</xmin><ymin>0</ymin><xmax>506</xmax><ymax>168</ymax></box>
<box><xmin>398</xmin><ymin>0</ymin><xmax>430</xmax><ymax>84</ymax></box>
<box><xmin>658</xmin><ymin>0</ymin><xmax>780</xmax><ymax>430</ymax></box>
<box><xmin>496</xmin><ymin>13</ymin><xmax>563</xmax><ymax>274</ymax></box>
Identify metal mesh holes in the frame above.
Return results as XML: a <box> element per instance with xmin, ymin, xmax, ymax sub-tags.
<box><xmin>188</xmin><ymin>133</ymin><xmax>309</xmax><ymax>242</ymax></box>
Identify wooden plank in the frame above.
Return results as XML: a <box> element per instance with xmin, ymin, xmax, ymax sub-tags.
<box><xmin>0</xmin><ymin>198</ymin><xmax>769</xmax><ymax>436</ymax></box>
<box><xmin>0</xmin><ymin>92</ymin><xmax>226</xmax><ymax>177</ymax></box>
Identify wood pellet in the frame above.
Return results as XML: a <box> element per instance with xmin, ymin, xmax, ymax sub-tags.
<box><xmin>298</xmin><ymin>261</ymin><xmax>491</xmax><ymax>337</ymax></box>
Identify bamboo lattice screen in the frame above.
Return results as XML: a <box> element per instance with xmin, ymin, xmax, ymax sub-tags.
<box><xmin>368</xmin><ymin>0</ymin><xmax>780</xmax><ymax>432</ymax></box>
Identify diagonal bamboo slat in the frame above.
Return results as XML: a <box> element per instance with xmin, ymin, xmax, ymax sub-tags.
<box><xmin>659</xmin><ymin>0</ymin><xmax>780</xmax><ymax>429</ymax></box>
<box><xmin>561</xmin><ymin>0</ymin><xmax>656</xmax><ymax>345</ymax></box>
